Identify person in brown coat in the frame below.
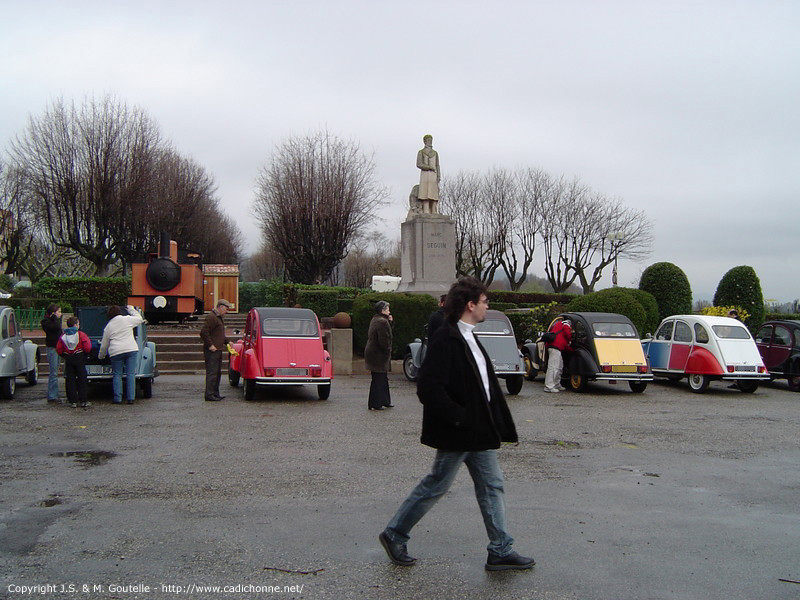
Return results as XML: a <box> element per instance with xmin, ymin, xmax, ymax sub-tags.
<box><xmin>199</xmin><ymin>299</ymin><xmax>231</xmax><ymax>402</ymax></box>
<box><xmin>364</xmin><ymin>301</ymin><xmax>393</xmax><ymax>410</ymax></box>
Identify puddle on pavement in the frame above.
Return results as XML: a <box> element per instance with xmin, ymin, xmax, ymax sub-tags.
<box><xmin>51</xmin><ymin>450</ymin><xmax>117</xmax><ymax>467</ymax></box>
<box><xmin>39</xmin><ymin>496</ymin><xmax>63</xmax><ymax>507</ymax></box>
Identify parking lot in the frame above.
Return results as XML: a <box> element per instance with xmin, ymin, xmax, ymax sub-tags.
<box><xmin>1</xmin><ymin>372</ymin><xmax>799</xmax><ymax>600</ymax></box>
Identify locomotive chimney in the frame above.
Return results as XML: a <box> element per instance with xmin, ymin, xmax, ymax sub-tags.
<box><xmin>159</xmin><ymin>232</ymin><xmax>170</xmax><ymax>258</ymax></box>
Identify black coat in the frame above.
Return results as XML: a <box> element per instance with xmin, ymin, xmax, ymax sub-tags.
<box><xmin>417</xmin><ymin>322</ymin><xmax>518</xmax><ymax>451</ymax></box>
<box><xmin>41</xmin><ymin>314</ymin><xmax>62</xmax><ymax>348</ymax></box>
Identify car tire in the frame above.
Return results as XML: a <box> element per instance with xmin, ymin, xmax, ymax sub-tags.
<box><xmin>318</xmin><ymin>383</ymin><xmax>331</xmax><ymax>400</ymax></box>
<box><xmin>788</xmin><ymin>362</ymin><xmax>800</xmax><ymax>392</ymax></box>
<box><xmin>27</xmin><ymin>360</ymin><xmax>39</xmax><ymax>385</ymax></box>
<box><xmin>569</xmin><ymin>374</ymin><xmax>588</xmax><ymax>393</ymax></box>
<box><xmin>505</xmin><ymin>375</ymin><xmax>524</xmax><ymax>395</ymax></box>
<box><xmin>523</xmin><ymin>353</ymin><xmax>538</xmax><ymax>381</ymax></box>
<box><xmin>244</xmin><ymin>378</ymin><xmax>255</xmax><ymax>401</ymax></box>
<box><xmin>0</xmin><ymin>376</ymin><xmax>16</xmax><ymax>399</ymax></box>
<box><xmin>629</xmin><ymin>381</ymin><xmax>648</xmax><ymax>393</ymax></box>
<box><xmin>140</xmin><ymin>377</ymin><xmax>153</xmax><ymax>398</ymax></box>
<box><xmin>228</xmin><ymin>368</ymin><xmax>241</xmax><ymax>387</ymax></box>
<box><xmin>402</xmin><ymin>353</ymin><xmax>418</xmax><ymax>382</ymax></box>
<box><xmin>737</xmin><ymin>380</ymin><xmax>759</xmax><ymax>393</ymax></box>
<box><xmin>688</xmin><ymin>374</ymin><xmax>710</xmax><ymax>393</ymax></box>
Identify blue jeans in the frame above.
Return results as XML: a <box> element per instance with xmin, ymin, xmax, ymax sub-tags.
<box><xmin>385</xmin><ymin>449</ymin><xmax>514</xmax><ymax>556</ymax></box>
<box><xmin>111</xmin><ymin>351</ymin><xmax>138</xmax><ymax>403</ymax></box>
<box><xmin>47</xmin><ymin>347</ymin><xmax>61</xmax><ymax>401</ymax></box>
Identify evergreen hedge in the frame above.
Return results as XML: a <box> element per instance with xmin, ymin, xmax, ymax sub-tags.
<box><xmin>296</xmin><ymin>289</ymin><xmax>339</xmax><ymax>318</ymax></box>
<box><xmin>713</xmin><ymin>265</ymin><xmax>765</xmax><ymax>331</ymax></box>
<box><xmin>33</xmin><ymin>277</ymin><xmax>131</xmax><ymax>307</ymax></box>
<box><xmin>352</xmin><ymin>293</ymin><xmax>437</xmax><ymax>359</ymax></box>
<box><xmin>566</xmin><ymin>287</ymin><xmax>650</xmax><ymax>337</ymax></box>
<box><xmin>638</xmin><ymin>262</ymin><xmax>693</xmax><ymax>321</ymax></box>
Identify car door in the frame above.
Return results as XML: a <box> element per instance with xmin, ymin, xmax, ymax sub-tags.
<box><xmin>754</xmin><ymin>324</ymin><xmax>773</xmax><ymax>366</ymax></box>
<box><xmin>668</xmin><ymin>320</ymin><xmax>693</xmax><ymax>372</ymax></box>
<box><xmin>766</xmin><ymin>325</ymin><xmax>792</xmax><ymax>373</ymax></box>
<box><xmin>9</xmin><ymin>313</ymin><xmax>26</xmax><ymax>374</ymax></box>
<box><xmin>646</xmin><ymin>320</ymin><xmax>674</xmax><ymax>370</ymax></box>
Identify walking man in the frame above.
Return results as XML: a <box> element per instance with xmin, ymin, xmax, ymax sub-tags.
<box><xmin>200</xmin><ymin>299</ymin><xmax>231</xmax><ymax>402</ymax></box>
<box><xmin>379</xmin><ymin>277</ymin><xmax>535</xmax><ymax>571</ymax></box>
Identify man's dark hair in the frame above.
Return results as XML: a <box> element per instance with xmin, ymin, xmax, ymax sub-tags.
<box><xmin>444</xmin><ymin>277</ymin><xmax>487</xmax><ymax>323</ymax></box>
<box><xmin>107</xmin><ymin>305</ymin><xmax>122</xmax><ymax>319</ymax></box>
<box><xmin>66</xmin><ymin>316</ymin><xmax>79</xmax><ymax>327</ymax></box>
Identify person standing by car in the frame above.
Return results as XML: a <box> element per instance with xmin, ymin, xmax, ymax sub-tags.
<box><xmin>379</xmin><ymin>276</ymin><xmax>535</xmax><ymax>571</ymax></box>
<box><xmin>544</xmin><ymin>319</ymin><xmax>572</xmax><ymax>393</ymax></box>
<box><xmin>365</xmin><ymin>301</ymin><xmax>394</xmax><ymax>410</ymax></box>
<box><xmin>56</xmin><ymin>316</ymin><xmax>92</xmax><ymax>408</ymax></box>
<box><xmin>98</xmin><ymin>305</ymin><xmax>144</xmax><ymax>405</ymax></box>
<box><xmin>426</xmin><ymin>295</ymin><xmax>447</xmax><ymax>338</ymax></box>
<box><xmin>200</xmin><ymin>299</ymin><xmax>231</xmax><ymax>402</ymax></box>
<box><xmin>41</xmin><ymin>304</ymin><xmax>62</xmax><ymax>404</ymax></box>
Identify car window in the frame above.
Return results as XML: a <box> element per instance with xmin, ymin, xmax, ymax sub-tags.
<box><xmin>694</xmin><ymin>323</ymin><xmax>710</xmax><ymax>344</ymax></box>
<box><xmin>8</xmin><ymin>313</ymin><xmax>16</xmax><ymax>337</ymax></box>
<box><xmin>475</xmin><ymin>319</ymin><xmax>511</xmax><ymax>335</ymax></box>
<box><xmin>755</xmin><ymin>325</ymin><xmax>773</xmax><ymax>344</ymax></box>
<box><xmin>591</xmin><ymin>322</ymin><xmax>638</xmax><ymax>337</ymax></box>
<box><xmin>674</xmin><ymin>321</ymin><xmax>692</xmax><ymax>343</ymax></box>
<box><xmin>1</xmin><ymin>315</ymin><xmax>7</xmax><ymax>339</ymax></box>
<box><xmin>712</xmin><ymin>325</ymin><xmax>751</xmax><ymax>339</ymax></box>
<box><xmin>655</xmin><ymin>321</ymin><xmax>673</xmax><ymax>341</ymax></box>
<box><xmin>572</xmin><ymin>320</ymin><xmax>588</xmax><ymax>347</ymax></box>
<box><xmin>774</xmin><ymin>325</ymin><xmax>792</xmax><ymax>347</ymax></box>
<box><xmin>262</xmin><ymin>318</ymin><xmax>319</xmax><ymax>337</ymax></box>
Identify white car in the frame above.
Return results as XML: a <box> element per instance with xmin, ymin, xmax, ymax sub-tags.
<box><xmin>642</xmin><ymin>315</ymin><xmax>769</xmax><ymax>393</ymax></box>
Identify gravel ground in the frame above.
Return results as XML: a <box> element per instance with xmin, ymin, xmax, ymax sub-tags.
<box><xmin>1</xmin><ymin>372</ymin><xmax>799</xmax><ymax>600</ymax></box>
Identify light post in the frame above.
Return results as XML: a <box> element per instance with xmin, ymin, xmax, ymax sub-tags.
<box><xmin>606</xmin><ymin>232</ymin><xmax>626</xmax><ymax>287</ymax></box>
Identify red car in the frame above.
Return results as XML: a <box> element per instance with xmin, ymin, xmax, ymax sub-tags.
<box><xmin>228</xmin><ymin>307</ymin><xmax>333</xmax><ymax>400</ymax></box>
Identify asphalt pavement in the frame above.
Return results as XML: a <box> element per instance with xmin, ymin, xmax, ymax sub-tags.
<box><xmin>1</xmin><ymin>371</ymin><xmax>799</xmax><ymax>600</ymax></box>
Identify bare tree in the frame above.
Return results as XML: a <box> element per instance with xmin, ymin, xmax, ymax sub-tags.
<box><xmin>341</xmin><ymin>231</ymin><xmax>400</xmax><ymax>288</ymax></box>
<box><xmin>242</xmin><ymin>239</ymin><xmax>285</xmax><ymax>282</ymax></box>
<box><xmin>254</xmin><ymin>131</ymin><xmax>386</xmax><ymax>284</ymax></box>
<box><xmin>10</xmin><ymin>95</ymin><xmax>162</xmax><ymax>275</ymax></box>
<box><xmin>0</xmin><ymin>161</ymin><xmax>36</xmax><ymax>276</ymax></box>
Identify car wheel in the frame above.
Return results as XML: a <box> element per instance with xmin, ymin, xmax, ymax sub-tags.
<box><xmin>27</xmin><ymin>360</ymin><xmax>39</xmax><ymax>385</ymax></box>
<box><xmin>140</xmin><ymin>377</ymin><xmax>153</xmax><ymax>398</ymax></box>
<box><xmin>523</xmin><ymin>353</ymin><xmax>538</xmax><ymax>381</ymax></box>
<box><xmin>629</xmin><ymin>381</ymin><xmax>648</xmax><ymax>393</ymax></box>
<box><xmin>788</xmin><ymin>362</ymin><xmax>800</xmax><ymax>392</ymax></box>
<box><xmin>318</xmin><ymin>383</ymin><xmax>331</xmax><ymax>400</ymax></box>
<box><xmin>402</xmin><ymin>353</ymin><xmax>418</xmax><ymax>382</ymax></box>
<box><xmin>0</xmin><ymin>376</ymin><xmax>16</xmax><ymax>399</ymax></box>
<box><xmin>244</xmin><ymin>378</ymin><xmax>255</xmax><ymax>401</ymax></box>
<box><xmin>569</xmin><ymin>374</ymin><xmax>588</xmax><ymax>393</ymax></box>
<box><xmin>228</xmin><ymin>368</ymin><xmax>241</xmax><ymax>387</ymax></box>
<box><xmin>737</xmin><ymin>380</ymin><xmax>759</xmax><ymax>393</ymax></box>
<box><xmin>688</xmin><ymin>374</ymin><xmax>710</xmax><ymax>393</ymax></box>
<box><xmin>505</xmin><ymin>375</ymin><xmax>524</xmax><ymax>395</ymax></box>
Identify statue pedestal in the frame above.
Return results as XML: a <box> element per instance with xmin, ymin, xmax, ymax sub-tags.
<box><xmin>397</xmin><ymin>214</ymin><xmax>456</xmax><ymax>296</ymax></box>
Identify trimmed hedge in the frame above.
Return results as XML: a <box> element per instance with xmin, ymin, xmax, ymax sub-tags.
<box><xmin>34</xmin><ymin>277</ymin><xmax>131</xmax><ymax>306</ymax></box>
<box><xmin>488</xmin><ymin>290</ymin><xmax>578</xmax><ymax>305</ymax></box>
<box><xmin>766</xmin><ymin>313</ymin><xmax>800</xmax><ymax>321</ymax></box>
<box><xmin>352</xmin><ymin>293</ymin><xmax>438</xmax><ymax>359</ymax></box>
<box><xmin>239</xmin><ymin>280</ymin><xmax>369</xmax><ymax>312</ymax></box>
<box><xmin>566</xmin><ymin>288</ymin><xmax>649</xmax><ymax>337</ymax></box>
<box><xmin>296</xmin><ymin>289</ymin><xmax>338</xmax><ymax>318</ymax></box>
<box><xmin>639</xmin><ymin>262</ymin><xmax>692</xmax><ymax>321</ymax></box>
<box><xmin>713</xmin><ymin>265</ymin><xmax>765</xmax><ymax>332</ymax></box>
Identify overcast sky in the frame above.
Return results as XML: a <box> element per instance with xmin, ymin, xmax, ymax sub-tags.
<box><xmin>2</xmin><ymin>1</ymin><xmax>798</xmax><ymax>302</ymax></box>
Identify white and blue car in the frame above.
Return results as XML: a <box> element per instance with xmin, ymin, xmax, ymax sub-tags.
<box><xmin>642</xmin><ymin>315</ymin><xmax>769</xmax><ymax>393</ymax></box>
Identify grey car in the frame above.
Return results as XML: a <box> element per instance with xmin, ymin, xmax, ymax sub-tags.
<box><xmin>0</xmin><ymin>306</ymin><xmax>40</xmax><ymax>398</ymax></box>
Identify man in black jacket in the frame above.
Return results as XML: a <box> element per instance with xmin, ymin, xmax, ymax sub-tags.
<box><xmin>379</xmin><ymin>277</ymin><xmax>534</xmax><ymax>571</ymax></box>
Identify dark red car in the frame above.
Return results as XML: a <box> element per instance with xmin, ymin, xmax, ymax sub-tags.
<box><xmin>754</xmin><ymin>320</ymin><xmax>800</xmax><ymax>391</ymax></box>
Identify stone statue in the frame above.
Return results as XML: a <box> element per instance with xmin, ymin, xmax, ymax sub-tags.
<box><xmin>416</xmin><ymin>134</ymin><xmax>440</xmax><ymax>214</ymax></box>
<box><xmin>406</xmin><ymin>184</ymin><xmax>422</xmax><ymax>220</ymax></box>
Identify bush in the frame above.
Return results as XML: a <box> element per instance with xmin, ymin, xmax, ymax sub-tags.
<box><xmin>352</xmin><ymin>293</ymin><xmax>437</xmax><ymax>359</ymax></box>
<box><xmin>488</xmin><ymin>290</ymin><xmax>578</xmax><ymax>305</ymax></box>
<box><xmin>766</xmin><ymin>313</ymin><xmax>800</xmax><ymax>321</ymax></box>
<box><xmin>0</xmin><ymin>296</ymin><xmax>89</xmax><ymax>312</ymax></box>
<box><xmin>622</xmin><ymin>288</ymin><xmax>660</xmax><ymax>337</ymax></box>
<box><xmin>296</xmin><ymin>289</ymin><xmax>339</xmax><ymax>318</ymax></box>
<box><xmin>700</xmin><ymin>305</ymin><xmax>751</xmax><ymax>322</ymax></box>
<box><xmin>34</xmin><ymin>277</ymin><xmax>131</xmax><ymax>306</ymax></box>
<box><xmin>238</xmin><ymin>281</ymin><xmax>268</xmax><ymax>311</ymax></box>
<box><xmin>713</xmin><ymin>266</ymin><xmax>765</xmax><ymax>331</ymax></box>
<box><xmin>505</xmin><ymin>303</ymin><xmax>560</xmax><ymax>345</ymax></box>
<box><xmin>566</xmin><ymin>288</ymin><xmax>648</xmax><ymax>336</ymax></box>
<box><xmin>489</xmin><ymin>302</ymin><xmax>518</xmax><ymax>311</ymax></box>
<box><xmin>639</xmin><ymin>262</ymin><xmax>693</xmax><ymax>321</ymax></box>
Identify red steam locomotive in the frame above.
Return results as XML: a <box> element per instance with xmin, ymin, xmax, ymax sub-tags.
<box><xmin>128</xmin><ymin>233</ymin><xmax>204</xmax><ymax>323</ymax></box>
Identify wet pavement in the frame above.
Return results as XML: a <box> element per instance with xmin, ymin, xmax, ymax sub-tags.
<box><xmin>1</xmin><ymin>373</ymin><xmax>799</xmax><ymax>600</ymax></box>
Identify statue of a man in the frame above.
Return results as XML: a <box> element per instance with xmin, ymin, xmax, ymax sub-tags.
<box><xmin>416</xmin><ymin>134</ymin><xmax>440</xmax><ymax>214</ymax></box>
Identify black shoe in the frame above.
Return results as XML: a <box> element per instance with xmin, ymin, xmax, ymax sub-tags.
<box><xmin>379</xmin><ymin>532</ymin><xmax>416</xmax><ymax>566</ymax></box>
<box><xmin>214</xmin><ymin>395</ymin><xmax>226</xmax><ymax>400</ymax></box>
<box><xmin>485</xmin><ymin>551</ymin><xmax>535</xmax><ymax>571</ymax></box>
<box><xmin>205</xmin><ymin>396</ymin><xmax>222</xmax><ymax>402</ymax></box>
<box><xmin>384</xmin><ymin>404</ymin><xmax>395</xmax><ymax>408</ymax></box>
<box><xmin>369</xmin><ymin>406</ymin><xmax>384</xmax><ymax>411</ymax></box>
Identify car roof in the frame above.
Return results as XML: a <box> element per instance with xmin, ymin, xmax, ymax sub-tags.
<box><xmin>253</xmin><ymin>307</ymin><xmax>318</xmax><ymax>321</ymax></box>
<box><xmin>484</xmin><ymin>309</ymin><xmax>512</xmax><ymax>324</ymax></box>
<box><xmin>561</xmin><ymin>312</ymin><xmax>634</xmax><ymax>324</ymax></box>
<box><xmin>761</xmin><ymin>320</ymin><xmax>800</xmax><ymax>328</ymax></box>
<box><xmin>663</xmin><ymin>315</ymin><xmax>747</xmax><ymax>326</ymax></box>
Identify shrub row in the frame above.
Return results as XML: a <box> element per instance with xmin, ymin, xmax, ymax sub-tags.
<box><xmin>352</xmin><ymin>293</ymin><xmax>438</xmax><ymax>360</ymax></box>
<box><xmin>567</xmin><ymin>287</ymin><xmax>660</xmax><ymax>337</ymax></box>
<box><xmin>488</xmin><ymin>290</ymin><xmax>578</xmax><ymax>305</ymax></box>
<box><xmin>238</xmin><ymin>280</ymin><xmax>369</xmax><ymax>317</ymax></box>
<box><xmin>34</xmin><ymin>277</ymin><xmax>131</xmax><ymax>307</ymax></box>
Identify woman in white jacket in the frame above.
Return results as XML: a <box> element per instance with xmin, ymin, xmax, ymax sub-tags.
<box><xmin>98</xmin><ymin>305</ymin><xmax>144</xmax><ymax>404</ymax></box>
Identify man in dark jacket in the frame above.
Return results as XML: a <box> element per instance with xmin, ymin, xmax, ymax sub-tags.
<box><xmin>379</xmin><ymin>277</ymin><xmax>534</xmax><ymax>571</ymax></box>
<box><xmin>199</xmin><ymin>299</ymin><xmax>231</xmax><ymax>402</ymax></box>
